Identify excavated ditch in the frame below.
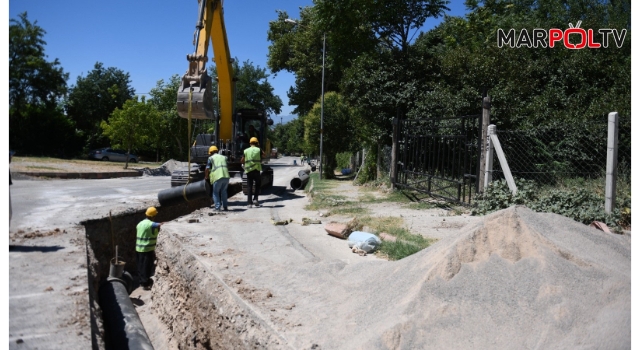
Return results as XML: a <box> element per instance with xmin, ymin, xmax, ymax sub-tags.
<box><xmin>81</xmin><ymin>183</ymin><xmax>266</xmax><ymax>349</ymax></box>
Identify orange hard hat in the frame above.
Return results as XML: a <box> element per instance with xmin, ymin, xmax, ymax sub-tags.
<box><xmin>250</xmin><ymin>137</ymin><xmax>259</xmax><ymax>144</ymax></box>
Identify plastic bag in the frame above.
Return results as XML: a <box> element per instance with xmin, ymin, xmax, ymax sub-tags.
<box><xmin>347</xmin><ymin>231</ymin><xmax>381</xmax><ymax>253</ymax></box>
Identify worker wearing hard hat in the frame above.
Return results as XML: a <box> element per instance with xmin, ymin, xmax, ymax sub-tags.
<box><xmin>204</xmin><ymin>146</ymin><xmax>230</xmax><ymax>211</ymax></box>
<box><xmin>241</xmin><ymin>137</ymin><xmax>265</xmax><ymax>208</ymax></box>
<box><xmin>136</xmin><ymin>207</ymin><xmax>164</xmax><ymax>290</ymax></box>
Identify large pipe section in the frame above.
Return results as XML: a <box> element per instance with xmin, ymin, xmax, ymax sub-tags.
<box><xmin>99</xmin><ymin>277</ymin><xmax>153</xmax><ymax>350</ymax></box>
<box><xmin>290</xmin><ymin>169</ymin><xmax>310</xmax><ymax>190</ymax></box>
<box><xmin>158</xmin><ymin>179</ymin><xmax>211</xmax><ymax>207</ymax></box>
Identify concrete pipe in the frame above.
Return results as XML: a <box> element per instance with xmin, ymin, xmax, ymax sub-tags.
<box><xmin>99</xmin><ymin>278</ymin><xmax>153</xmax><ymax>350</ymax></box>
<box><xmin>158</xmin><ymin>179</ymin><xmax>211</xmax><ymax>207</ymax></box>
<box><xmin>290</xmin><ymin>170</ymin><xmax>310</xmax><ymax>190</ymax></box>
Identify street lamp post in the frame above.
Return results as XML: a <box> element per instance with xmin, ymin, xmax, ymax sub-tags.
<box><xmin>285</xmin><ymin>18</ymin><xmax>325</xmax><ymax>179</ymax></box>
<box><xmin>320</xmin><ymin>32</ymin><xmax>325</xmax><ymax>180</ymax></box>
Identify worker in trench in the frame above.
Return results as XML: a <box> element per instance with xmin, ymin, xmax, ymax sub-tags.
<box><xmin>204</xmin><ymin>146</ymin><xmax>230</xmax><ymax>211</ymax></box>
<box><xmin>241</xmin><ymin>137</ymin><xmax>265</xmax><ymax>208</ymax></box>
<box><xmin>136</xmin><ymin>207</ymin><xmax>164</xmax><ymax>290</ymax></box>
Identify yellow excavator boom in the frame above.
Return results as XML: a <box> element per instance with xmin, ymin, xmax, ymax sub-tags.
<box><xmin>177</xmin><ymin>0</ymin><xmax>234</xmax><ymax>142</ymax></box>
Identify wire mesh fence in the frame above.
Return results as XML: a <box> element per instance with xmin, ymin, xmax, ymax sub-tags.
<box><xmin>489</xmin><ymin>115</ymin><xmax>631</xmax><ymax>187</ymax></box>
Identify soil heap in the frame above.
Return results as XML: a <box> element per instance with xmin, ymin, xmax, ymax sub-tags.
<box><xmin>265</xmin><ymin>206</ymin><xmax>630</xmax><ymax>349</ymax></box>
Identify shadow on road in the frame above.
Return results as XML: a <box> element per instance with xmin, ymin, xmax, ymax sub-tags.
<box><xmin>9</xmin><ymin>245</ymin><xmax>65</xmax><ymax>253</ymax></box>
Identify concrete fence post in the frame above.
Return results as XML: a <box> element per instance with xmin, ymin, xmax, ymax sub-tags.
<box><xmin>484</xmin><ymin>124</ymin><xmax>496</xmax><ymax>189</ymax></box>
<box><xmin>478</xmin><ymin>95</ymin><xmax>491</xmax><ymax>192</ymax></box>
<box><xmin>605</xmin><ymin>112</ymin><xmax>619</xmax><ymax>214</ymax></box>
<box><xmin>391</xmin><ymin>118</ymin><xmax>398</xmax><ymax>189</ymax></box>
<box><xmin>488</xmin><ymin>124</ymin><xmax>517</xmax><ymax>195</ymax></box>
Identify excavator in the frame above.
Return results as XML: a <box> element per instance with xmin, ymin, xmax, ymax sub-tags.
<box><xmin>160</xmin><ymin>0</ymin><xmax>274</xmax><ymax>205</ymax></box>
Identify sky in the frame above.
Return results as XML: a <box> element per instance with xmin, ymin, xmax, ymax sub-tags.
<box><xmin>8</xmin><ymin>0</ymin><xmax>469</xmax><ymax>123</ymax></box>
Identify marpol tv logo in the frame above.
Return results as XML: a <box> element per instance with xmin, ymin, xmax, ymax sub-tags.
<box><xmin>497</xmin><ymin>21</ymin><xmax>627</xmax><ymax>49</ymax></box>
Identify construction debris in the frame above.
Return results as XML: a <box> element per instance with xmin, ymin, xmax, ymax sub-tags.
<box><xmin>271</xmin><ymin>218</ymin><xmax>292</xmax><ymax>226</ymax></box>
<box><xmin>590</xmin><ymin>221</ymin><xmax>612</xmax><ymax>233</ymax></box>
<box><xmin>324</xmin><ymin>222</ymin><xmax>351</xmax><ymax>239</ymax></box>
<box><xmin>302</xmin><ymin>218</ymin><xmax>322</xmax><ymax>226</ymax></box>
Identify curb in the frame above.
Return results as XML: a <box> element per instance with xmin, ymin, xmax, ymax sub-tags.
<box><xmin>14</xmin><ymin>171</ymin><xmax>143</xmax><ymax>180</ymax></box>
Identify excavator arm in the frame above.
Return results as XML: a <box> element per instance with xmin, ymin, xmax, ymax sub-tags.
<box><xmin>177</xmin><ymin>0</ymin><xmax>234</xmax><ymax>142</ymax></box>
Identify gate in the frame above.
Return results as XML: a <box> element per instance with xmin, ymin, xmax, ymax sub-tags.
<box><xmin>394</xmin><ymin>114</ymin><xmax>482</xmax><ymax>205</ymax></box>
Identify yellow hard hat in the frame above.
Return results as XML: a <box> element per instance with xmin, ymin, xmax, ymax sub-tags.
<box><xmin>250</xmin><ymin>137</ymin><xmax>259</xmax><ymax>144</ymax></box>
<box><xmin>146</xmin><ymin>207</ymin><xmax>158</xmax><ymax>217</ymax></box>
<box><xmin>209</xmin><ymin>146</ymin><xmax>218</xmax><ymax>154</ymax></box>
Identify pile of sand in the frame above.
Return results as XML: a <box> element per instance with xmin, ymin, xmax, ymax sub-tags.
<box><xmin>271</xmin><ymin>206</ymin><xmax>630</xmax><ymax>349</ymax></box>
<box><xmin>140</xmin><ymin>159</ymin><xmax>186</xmax><ymax>176</ymax></box>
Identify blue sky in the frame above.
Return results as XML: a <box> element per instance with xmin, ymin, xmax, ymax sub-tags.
<box><xmin>8</xmin><ymin>0</ymin><xmax>469</xmax><ymax>123</ymax></box>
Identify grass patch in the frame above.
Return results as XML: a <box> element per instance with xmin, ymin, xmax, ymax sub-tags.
<box><xmin>354</xmin><ymin>216</ymin><xmax>436</xmax><ymax>261</ymax></box>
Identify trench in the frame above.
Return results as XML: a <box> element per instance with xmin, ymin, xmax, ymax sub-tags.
<box><xmin>81</xmin><ymin>182</ymin><xmax>285</xmax><ymax>349</ymax></box>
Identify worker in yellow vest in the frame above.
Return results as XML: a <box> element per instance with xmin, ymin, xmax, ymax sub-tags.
<box><xmin>204</xmin><ymin>146</ymin><xmax>230</xmax><ymax>211</ymax></box>
<box><xmin>241</xmin><ymin>137</ymin><xmax>265</xmax><ymax>208</ymax></box>
<box><xmin>136</xmin><ymin>207</ymin><xmax>164</xmax><ymax>290</ymax></box>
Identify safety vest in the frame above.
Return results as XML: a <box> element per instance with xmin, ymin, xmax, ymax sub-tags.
<box><xmin>244</xmin><ymin>146</ymin><xmax>262</xmax><ymax>173</ymax></box>
<box><xmin>136</xmin><ymin>218</ymin><xmax>159</xmax><ymax>253</ymax></box>
<box><xmin>209</xmin><ymin>154</ymin><xmax>230</xmax><ymax>183</ymax></box>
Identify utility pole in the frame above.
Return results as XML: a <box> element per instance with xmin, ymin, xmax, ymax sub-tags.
<box><xmin>320</xmin><ymin>32</ymin><xmax>326</xmax><ymax>180</ymax></box>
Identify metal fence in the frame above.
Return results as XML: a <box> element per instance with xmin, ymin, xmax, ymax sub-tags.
<box><xmin>394</xmin><ymin>115</ymin><xmax>482</xmax><ymax>204</ymax></box>
<box><xmin>489</xmin><ymin>115</ymin><xmax>631</xmax><ymax>189</ymax></box>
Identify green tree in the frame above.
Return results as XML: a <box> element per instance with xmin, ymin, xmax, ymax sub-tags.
<box><xmin>148</xmin><ymin>75</ymin><xmax>189</xmax><ymax>161</ymax></box>
<box><xmin>303</xmin><ymin>92</ymin><xmax>357</xmax><ymax>178</ymax></box>
<box><xmin>101</xmin><ymin>97</ymin><xmax>159</xmax><ymax>169</ymax></box>
<box><xmin>9</xmin><ymin>12</ymin><xmax>78</xmax><ymax>156</ymax></box>
<box><xmin>233</xmin><ymin>59</ymin><xmax>283</xmax><ymax>115</ymax></box>
<box><xmin>66</xmin><ymin>62</ymin><xmax>135</xmax><ymax>151</ymax></box>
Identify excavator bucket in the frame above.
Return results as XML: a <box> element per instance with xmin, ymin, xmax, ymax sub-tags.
<box><xmin>177</xmin><ymin>71</ymin><xmax>215</xmax><ymax>120</ymax></box>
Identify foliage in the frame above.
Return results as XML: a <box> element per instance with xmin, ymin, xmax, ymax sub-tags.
<box><xmin>100</xmin><ymin>97</ymin><xmax>160</xmax><ymax>168</ymax></box>
<box><xmin>9</xmin><ymin>12</ymin><xmax>79</xmax><ymax>157</ymax></box>
<box><xmin>148</xmin><ymin>75</ymin><xmax>190</xmax><ymax>161</ymax></box>
<box><xmin>473</xmin><ymin>178</ymin><xmax>629</xmax><ymax>231</ymax></box>
<box><xmin>232</xmin><ymin>59</ymin><xmax>283</xmax><ymax>115</ymax></box>
<box><xmin>303</xmin><ymin>92</ymin><xmax>358</xmax><ymax>178</ymax></box>
<box><xmin>65</xmin><ymin>62</ymin><xmax>135</xmax><ymax>151</ymax></box>
<box><xmin>335</xmin><ymin>152</ymin><xmax>352</xmax><ymax>169</ymax></box>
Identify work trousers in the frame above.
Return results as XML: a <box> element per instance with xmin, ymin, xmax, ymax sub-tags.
<box><xmin>246</xmin><ymin>170</ymin><xmax>261</xmax><ymax>204</ymax></box>
<box><xmin>213</xmin><ymin>177</ymin><xmax>230</xmax><ymax>210</ymax></box>
<box><xmin>136</xmin><ymin>250</ymin><xmax>156</xmax><ymax>287</ymax></box>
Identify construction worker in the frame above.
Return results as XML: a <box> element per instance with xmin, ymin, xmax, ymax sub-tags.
<box><xmin>204</xmin><ymin>146</ymin><xmax>230</xmax><ymax>211</ymax></box>
<box><xmin>241</xmin><ymin>137</ymin><xmax>265</xmax><ymax>208</ymax></box>
<box><xmin>136</xmin><ymin>207</ymin><xmax>164</xmax><ymax>290</ymax></box>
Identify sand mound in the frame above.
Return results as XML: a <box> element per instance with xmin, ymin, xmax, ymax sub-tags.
<box><xmin>313</xmin><ymin>206</ymin><xmax>630</xmax><ymax>349</ymax></box>
<box><xmin>427</xmin><ymin>206</ymin><xmax>590</xmax><ymax>281</ymax></box>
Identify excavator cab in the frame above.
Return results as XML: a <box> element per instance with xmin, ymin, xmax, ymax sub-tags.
<box><xmin>232</xmin><ymin>109</ymin><xmax>273</xmax><ymax>165</ymax></box>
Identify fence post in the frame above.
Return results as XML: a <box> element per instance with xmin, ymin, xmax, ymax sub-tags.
<box><xmin>377</xmin><ymin>142</ymin><xmax>382</xmax><ymax>180</ymax></box>
<box><xmin>488</xmin><ymin>125</ymin><xmax>517</xmax><ymax>195</ymax></box>
<box><xmin>478</xmin><ymin>95</ymin><xmax>491</xmax><ymax>192</ymax></box>
<box><xmin>391</xmin><ymin>117</ymin><xmax>399</xmax><ymax>189</ymax></box>
<box><xmin>605</xmin><ymin>112</ymin><xmax>619</xmax><ymax>214</ymax></box>
<box><xmin>484</xmin><ymin>124</ymin><xmax>495</xmax><ymax>189</ymax></box>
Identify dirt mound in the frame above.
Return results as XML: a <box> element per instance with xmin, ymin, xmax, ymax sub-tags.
<box><xmin>140</xmin><ymin>159</ymin><xmax>186</xmax><ymax>176</ymax></box>
<box><xmin>349</xmin><ymin>206</ymin><xmax>631</xmax><ymax>349</ymax></box>
<box><xmin>426</xmin><ymin>206</ymin><xmax>590</xmax><ymax>281</ymax></box>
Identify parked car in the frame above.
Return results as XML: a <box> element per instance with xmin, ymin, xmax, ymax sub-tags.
<box><xmin>88</xmin><ymin>148</ymin><xmax>138</xmax><ymax>163</ymax></box>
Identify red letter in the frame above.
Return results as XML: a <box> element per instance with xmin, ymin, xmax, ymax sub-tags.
<box><xmin>587</xmin><ymin>29</ymin><xmax>601</xmax><ymax>48</ymax></box>
<box><xmin>564</xmin><ymin>28</ymin><xmax>587</xmax><ymax>49</ymax></box>
<box><xmin>549</xmin><ymin>29</ymin><xmax>563</xmax><ymax>48</ymax></box>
